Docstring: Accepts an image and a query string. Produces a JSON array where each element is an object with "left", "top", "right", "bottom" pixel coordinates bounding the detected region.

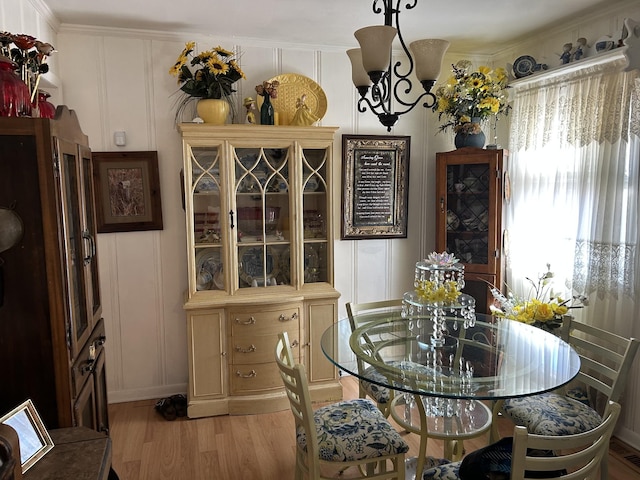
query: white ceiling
[{"left": 44, "top": 0, "right": 618, "bottom": 54}]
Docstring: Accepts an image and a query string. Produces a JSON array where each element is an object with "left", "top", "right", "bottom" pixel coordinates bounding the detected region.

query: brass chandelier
[{"left": 347, "top": 0, "right": 450, "bottom": 131}]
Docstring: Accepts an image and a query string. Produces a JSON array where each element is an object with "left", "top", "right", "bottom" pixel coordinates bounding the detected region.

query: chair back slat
[
  {"left": 275, "top": 332, "right": 319, "bottom": 468},
  {"left": 510, "top": 402, "right": 621, "bottom": 480},
  {"left": 565, "top": 317, "right": 640, "bottom": 404}
]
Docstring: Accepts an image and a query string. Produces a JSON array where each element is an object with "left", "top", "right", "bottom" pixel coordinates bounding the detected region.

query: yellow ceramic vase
[{"left": 196, "top": 98, "right": 230, "bottom": 124}]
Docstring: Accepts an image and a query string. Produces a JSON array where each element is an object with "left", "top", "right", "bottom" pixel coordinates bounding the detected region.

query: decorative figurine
[
  {"left": 243, "top": 97, "right": 257, "bottom": 124},
  {"left": 290, "top": 94, "right": 319, "bottom": 126},
  {"left": 572, "top": 38, "right": 587, "bottom": 61},
  {"left": 560, "top": 43, "right": 572, "bottom": 64}
]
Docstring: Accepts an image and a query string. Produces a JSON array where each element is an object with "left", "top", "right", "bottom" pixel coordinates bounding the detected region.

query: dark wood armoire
[{"left": 0, "top": 106, "right": 109, "bottom": 434}]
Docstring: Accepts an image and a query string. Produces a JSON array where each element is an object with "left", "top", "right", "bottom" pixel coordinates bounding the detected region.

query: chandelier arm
[
  {"left": 357, "top": 95, "right": 391, "bottom": 116},
  {"left": 387, "top": 91, "right": 437, "bottom": 117},
  {"left": 392, "top": 3, "right": 416, "bottom": 80}
]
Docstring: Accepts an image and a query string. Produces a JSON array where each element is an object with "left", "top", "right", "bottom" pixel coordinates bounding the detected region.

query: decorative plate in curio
[
  {"left": 513, "top": 55, "right": 536, "bottom": 78},
  {"left": 239, "top": 247, "right": 278, "bottom": 285}
]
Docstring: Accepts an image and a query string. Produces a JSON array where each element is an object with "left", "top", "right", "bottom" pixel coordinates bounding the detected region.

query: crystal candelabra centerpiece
[{"left": 401, "top": 252, "right": 476, "bottom": 347}]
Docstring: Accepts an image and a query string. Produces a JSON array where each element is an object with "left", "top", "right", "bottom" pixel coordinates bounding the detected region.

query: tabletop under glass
[{"left": 321, "top": 313, "right": 580, "bottom": 400}]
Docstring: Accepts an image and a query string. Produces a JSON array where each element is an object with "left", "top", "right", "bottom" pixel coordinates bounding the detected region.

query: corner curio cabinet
[
  {"left": 435, "top": 147, "right": 508, "bottom": 313},
  {"left": 178, "top": 124, "right": 342, "bottom": 417}
]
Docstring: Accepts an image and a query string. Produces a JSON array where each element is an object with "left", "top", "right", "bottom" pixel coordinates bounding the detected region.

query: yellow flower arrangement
[
  {"left": 416, "top": 280, "right": 461, "bottom": 304},
  {"left": 169, "top": 42, "right": 245, "bottom": 120},
  {"left": 433, "top": 60, "right": 510, "bottom": 133},
  {"left": 490, "top": 264, "right": 587, "bottom": 332}
]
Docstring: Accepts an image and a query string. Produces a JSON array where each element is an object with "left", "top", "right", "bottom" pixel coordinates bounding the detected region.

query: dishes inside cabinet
[
  {"left": 303, "top": 210, "right": 325, "bottom": 238},
  {"left": 239, "top": 247, "right": 279, "bottom": 286},
  {"left": 196, "top": 249, "right": 224, "bottom": 291},
  {"left": 446, "top": 210, "right": 460, "bottom": 230},
  {"left": 304, "top": 175, "right": 320, "bottom": 192},
  {"left": 279, "top": 246, "right": 291, "bottom": 285},
  {"left": 304, "top": 245, "right": 320, "bottom": 283}
]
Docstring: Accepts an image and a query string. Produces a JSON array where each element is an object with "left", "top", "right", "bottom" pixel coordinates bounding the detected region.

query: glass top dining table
[{"left": 321, "top": 313, "right": 581, "bottom": 401}]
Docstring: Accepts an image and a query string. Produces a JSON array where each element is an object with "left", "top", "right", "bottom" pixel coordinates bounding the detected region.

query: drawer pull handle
[
  {"left": 291, "top": 339, "right": 299, "bottom": 348},
  {"left": 236, "top": 369, "right": 257, "bottom": 378},
  {"left": 279, "top": 312, "right": 298, "bottom": 322},
  {"left": 235, "top": 317, "right": 256, "bottom": 325},
  {"left": 235, "top": 344, "right": 256, "bottom": 353}
]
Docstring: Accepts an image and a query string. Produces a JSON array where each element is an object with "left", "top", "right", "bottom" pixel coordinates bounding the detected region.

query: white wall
[{"left": 5, "top": 0, "right": 640, "bottom": 450}]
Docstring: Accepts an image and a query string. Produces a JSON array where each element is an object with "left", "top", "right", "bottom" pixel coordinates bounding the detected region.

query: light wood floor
[{"left": 108, "top": 376, "right": 639, "bottom": 479}]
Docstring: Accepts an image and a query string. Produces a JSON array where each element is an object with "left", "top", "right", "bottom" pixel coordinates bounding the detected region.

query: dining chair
[
  {"left": 275, "top": 331, "right": 409, "bottom": 480},
  {"left": 491, "top": 316, "right": 639, "bottom": 479},
  {"left": 421, "top": 400, "right": 620, "bottom": 480},
  {"left": 346, "top": 299, "right": 404, "bottom": 417}
]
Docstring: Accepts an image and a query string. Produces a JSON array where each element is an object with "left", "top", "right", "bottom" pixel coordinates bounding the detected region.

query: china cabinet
[
  {"left": 178, "top": 124, "right": 342, "bottom": 417},
  {"left": 0, "top": 106, "right": 109, "bottom": 434},
  {"left": 435, "top": 147, "right": 508, "bottom": 313}
]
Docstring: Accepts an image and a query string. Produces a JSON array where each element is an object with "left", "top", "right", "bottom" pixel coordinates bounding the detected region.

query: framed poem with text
[{"left": 341, "top": 135, "right": 410, "bottom": 239}]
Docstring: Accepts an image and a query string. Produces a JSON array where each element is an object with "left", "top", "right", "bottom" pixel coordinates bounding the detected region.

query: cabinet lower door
[
  {"left": 93, "top": 349, "right": 110, "bottom": 434},
  {"left": 188, "top": 309, "right": 226, "bottom": 399},
  {"left": 74, "top": 376, "right": 97, "bottom": 430},
  {"left": 305, "top": 300, "right": 337, "bottom": 383}
]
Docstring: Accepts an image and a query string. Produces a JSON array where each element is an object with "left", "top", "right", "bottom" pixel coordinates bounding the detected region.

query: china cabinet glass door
[
  {"left": 234, "top": 147, "right": 290, "bottom": 288},
  {"left": 59, "top": 141, "right": 90, "bottom": 358},
  {"left": 190, "top": 145, "right": 224, "bottom": 291},
  {"left": 302, "top": 147, "right": 328, "bottom": 284},
  {"left": 444, "top": 162, "right": 492, "bottom": 266}
]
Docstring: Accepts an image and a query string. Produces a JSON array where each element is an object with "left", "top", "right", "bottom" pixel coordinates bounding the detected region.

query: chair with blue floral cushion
[
  {"left": 275, "top": 331, "right": 409, "bottom": 480},
  {"left": 422, "top": 401, "right": 620, "bottom": 480},
  {"left": 346, "top": 299, "right": 404, "bottom": 417},
  {"left": 492, "top": 317, "right": 638, "bottom": 480}
]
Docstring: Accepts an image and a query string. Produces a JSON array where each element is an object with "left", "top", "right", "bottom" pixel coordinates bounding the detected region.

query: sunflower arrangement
[
  {"left": 432, "top": 60, "right": 510, "bottom": 133},
  {"left": 490, "top": 264, "right": 587, "bottom": 333},
  {"left": 170, "top": 42, "right": 245, "bottom": 119}
]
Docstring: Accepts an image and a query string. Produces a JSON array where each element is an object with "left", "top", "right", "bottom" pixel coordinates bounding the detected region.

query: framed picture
[
  {"left": 0, "top": 399, "right": 54, "bottom": 473},
  {"left": 341, "top": 135, "right": 410, "bottom": 239},
  {"left": 93, "top": 151, "right": 164, "bottom": 233}
]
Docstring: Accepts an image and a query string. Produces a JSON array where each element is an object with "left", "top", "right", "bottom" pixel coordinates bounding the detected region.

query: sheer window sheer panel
[{"left": 506, "top": 59, "right": 640, "bottom": 337}]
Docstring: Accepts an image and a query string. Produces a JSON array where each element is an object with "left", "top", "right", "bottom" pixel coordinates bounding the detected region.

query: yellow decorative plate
[{"left": 257, "top": 73, "right": 327, "bottom": 126}]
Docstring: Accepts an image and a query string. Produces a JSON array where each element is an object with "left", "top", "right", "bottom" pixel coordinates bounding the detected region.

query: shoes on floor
[
  {"left": 170, "top": 394, "right": 188, "bottom": 417},
  {"left": 155, "top": 398, "right": 176, "bottom": 421}
]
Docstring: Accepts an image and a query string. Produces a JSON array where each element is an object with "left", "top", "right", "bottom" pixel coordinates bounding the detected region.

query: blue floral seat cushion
[
  {"left": 296, "top": 398, "right": 409, "bottom": 462},
  {"left": 502, "top": 392, "right": 602, "bottom": 435},
  {"left": 422, "top": 458, "right": 461, "bottom": 480},
  {"left": 361, "top": 365, "right": 392, "bottom": 404}
]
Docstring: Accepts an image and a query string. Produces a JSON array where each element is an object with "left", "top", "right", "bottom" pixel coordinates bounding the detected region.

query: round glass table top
[{"left": 321, "top": 313, "right": 580, "bottom": 400}]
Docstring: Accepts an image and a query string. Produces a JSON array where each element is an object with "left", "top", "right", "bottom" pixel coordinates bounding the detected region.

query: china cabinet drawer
[
  {"left": 229, "top": 303, "right": 302, "bottom": 337},
  {"left": 230, "top": 361, "right": 286, "bottom": 394},
  {"left": 231, "top": 330, "right": 299, "bottom": 365}
]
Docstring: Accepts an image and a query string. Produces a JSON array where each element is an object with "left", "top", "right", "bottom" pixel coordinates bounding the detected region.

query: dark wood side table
[{"left": 23, "top": 428, "right": 117, "bottom": 480}]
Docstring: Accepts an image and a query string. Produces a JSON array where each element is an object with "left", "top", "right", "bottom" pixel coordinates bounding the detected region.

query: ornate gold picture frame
[{"left": 341, "top": 135, "right": 410, "bottom": 239}]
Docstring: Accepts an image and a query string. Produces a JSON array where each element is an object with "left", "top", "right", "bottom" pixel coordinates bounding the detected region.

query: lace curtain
[{"left": 505, "top": 59, "right": 640, "bottom": 334}]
